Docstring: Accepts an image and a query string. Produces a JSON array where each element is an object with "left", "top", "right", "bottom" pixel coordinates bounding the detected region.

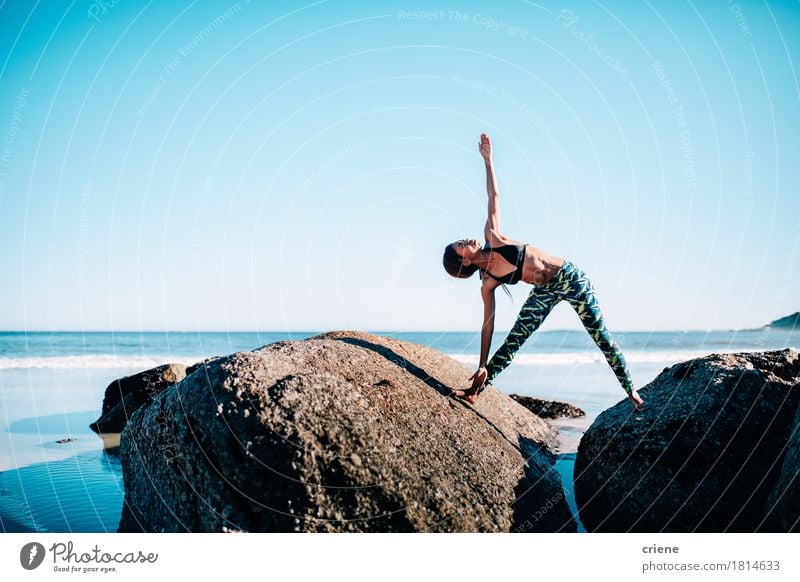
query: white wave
[
  {"left": 0, "top": 355, "right": 203, "bottom": 370},
  {"left": 449, "top": 348, "right": 770, "bottom": 366},
  {"left": 0, "top": 346, "right": 777, "bottom": 370}
]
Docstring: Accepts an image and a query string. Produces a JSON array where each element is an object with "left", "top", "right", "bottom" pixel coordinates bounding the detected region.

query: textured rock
[
  {"left": 575, "top": 349, "right": 800, "bottom": 532},
  {"left": 510, "top": 394, "right": 585, "bottom": 419},
  {"left": 118, "top": 331, "right": 575, "bottom": 533},
  {"left": 765, "top": 402, "right": 800, "bottom": 531},
  {"left": 90, "top": 363, "right": 186, "bottom": 433},
  {"left": 185, "top": 357, "right": 223, "bottom": 377}
]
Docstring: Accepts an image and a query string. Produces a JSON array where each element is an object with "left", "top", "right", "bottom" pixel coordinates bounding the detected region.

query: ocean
[{"left": 1, "top": 328, "right": 798, "bottom": 533}]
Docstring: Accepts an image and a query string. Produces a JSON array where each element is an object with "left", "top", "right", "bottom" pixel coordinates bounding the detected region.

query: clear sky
[{"left": 0, "top": 0, "right": 798, "bottom": 333}]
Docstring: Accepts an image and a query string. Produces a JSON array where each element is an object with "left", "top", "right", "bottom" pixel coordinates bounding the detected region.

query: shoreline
[{"left": 545, "top": 415, "right": 593, "bottom": 455}]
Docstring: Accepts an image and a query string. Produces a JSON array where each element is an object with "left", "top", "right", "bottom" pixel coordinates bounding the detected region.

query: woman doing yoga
[{"left": 443, "top": 133, "right": 646, "bottom": 411}]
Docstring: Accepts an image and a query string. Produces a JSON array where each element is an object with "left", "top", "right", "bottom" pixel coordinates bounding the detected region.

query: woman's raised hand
[{"left": 478, "top": 132, "right": 492, "bottom": 162}]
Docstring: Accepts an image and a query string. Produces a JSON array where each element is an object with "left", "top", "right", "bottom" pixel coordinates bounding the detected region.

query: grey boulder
[
  {"left": 118, "top": 331, "right": 576, "bottom": 532},
  {"left": 575, "top": 349, "right": 800, "bottom": 532}
]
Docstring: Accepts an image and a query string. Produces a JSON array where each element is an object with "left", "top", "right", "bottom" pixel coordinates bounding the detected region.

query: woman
[{"left": 443, "top": 133, "right": 646, "bottom": 411}]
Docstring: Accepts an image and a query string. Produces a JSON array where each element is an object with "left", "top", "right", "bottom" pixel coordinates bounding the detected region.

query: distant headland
[{"left": 763, "top": 312, "right": 800, "bottom": 329}]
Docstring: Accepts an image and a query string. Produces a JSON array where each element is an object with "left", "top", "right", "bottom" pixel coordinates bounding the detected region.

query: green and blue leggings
[{"left": 484, "top": 260, "right": 634, "bottom": 395}]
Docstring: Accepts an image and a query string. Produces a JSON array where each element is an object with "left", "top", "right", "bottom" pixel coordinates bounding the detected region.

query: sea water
[{"left": 1, "top": 329, "right": 797, "bottom": 532}]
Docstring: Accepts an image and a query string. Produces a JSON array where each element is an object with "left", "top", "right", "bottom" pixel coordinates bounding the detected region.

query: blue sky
[{"left": 0, "top": 0, "right": 798, "bottom": 332}]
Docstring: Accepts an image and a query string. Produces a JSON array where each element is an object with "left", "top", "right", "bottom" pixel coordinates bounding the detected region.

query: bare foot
[{"left": 628, "top": 390, "right": 646, "bottom": 411}]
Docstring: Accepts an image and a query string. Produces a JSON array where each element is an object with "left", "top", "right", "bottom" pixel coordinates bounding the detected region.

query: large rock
[
  {"left": 118, "top": 331, "right": 576, "bottom": 532},
  {"left": 575, "top": 349, "right": 800, "bottom": 532},
  {"left": 90, "top": 363, "right": 186, "bottom": 433},
  {"left": 765, "top": 401, "right": 800, "bottom": 531}
]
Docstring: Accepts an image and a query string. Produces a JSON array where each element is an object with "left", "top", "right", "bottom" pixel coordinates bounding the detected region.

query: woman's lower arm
[{"left": 479, "top": 321, "right": 493, "bottom": 367}]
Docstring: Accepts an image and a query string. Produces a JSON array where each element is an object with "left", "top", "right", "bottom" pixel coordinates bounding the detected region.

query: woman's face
[{"left": 453, "top": 239, "right": 482, "bottom": 263}]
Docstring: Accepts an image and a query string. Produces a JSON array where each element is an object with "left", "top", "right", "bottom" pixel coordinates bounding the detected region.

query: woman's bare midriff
[{"left": 521, "top": 245, "right": 564, "bottom": 286}]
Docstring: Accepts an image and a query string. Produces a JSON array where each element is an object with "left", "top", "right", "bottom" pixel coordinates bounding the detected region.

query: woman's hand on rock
[
  {"left": 452, "top": 387, "right": 478, "bottom": 405},
  {"left": 469, "top": 367, "right": 488, "bottom": 393},
  {"left": 449, "top": 367, "right": 487, "bottom": 405}
]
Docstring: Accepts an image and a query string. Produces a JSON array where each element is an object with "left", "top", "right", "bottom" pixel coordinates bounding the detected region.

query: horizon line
[{"left": 0, "top": 327, "right": 771, "bottom": 334}]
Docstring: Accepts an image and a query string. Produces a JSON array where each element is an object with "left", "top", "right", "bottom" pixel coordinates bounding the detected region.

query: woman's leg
[
  {"left": 561, "top": 265, "right": 634, "bottom": 395},
  {"left": 484, "top": 287, "right": 560, "bottom": 383}
]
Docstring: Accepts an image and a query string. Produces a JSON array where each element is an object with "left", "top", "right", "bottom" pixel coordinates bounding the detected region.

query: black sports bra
[{"left": 482, "top": 243, "right": 527, "bottom": 285}]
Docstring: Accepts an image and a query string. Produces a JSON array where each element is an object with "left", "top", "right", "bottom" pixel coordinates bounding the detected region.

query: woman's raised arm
[{"left": 479, "top": 133, "right": 500, "bottom": 238}]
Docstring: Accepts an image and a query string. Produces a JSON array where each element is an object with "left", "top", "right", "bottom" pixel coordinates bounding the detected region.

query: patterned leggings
[{"left": 484, "top": 260, "right": 634, "bottom": 395}]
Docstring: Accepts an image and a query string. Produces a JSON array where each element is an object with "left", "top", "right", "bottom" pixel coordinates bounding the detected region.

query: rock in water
[
  {"left": 575, "top": 349, "right": 800, "bottom": 532},
  {"left": 118, "top": 331, "right": 575, "bottom": 532},
  {"left": 510, "top": 394, "right": 585, "bottom": 419},
  {"left": 90, "top": 363, "right": 187, "bottom": 433}
]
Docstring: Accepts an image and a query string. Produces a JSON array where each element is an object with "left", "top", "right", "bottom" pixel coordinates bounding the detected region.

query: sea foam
[{"left": 0, "top": 348, "right": 771, "bottom": 370}]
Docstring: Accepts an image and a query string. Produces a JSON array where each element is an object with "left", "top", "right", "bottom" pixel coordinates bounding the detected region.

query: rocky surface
[
  {"left": 90, "top": 363, "right": 186, "bottom": 434},
  {"left": 765, "top": 401, "right": 800, "bottom": 531},
  {"left": 185, "top": 357, "right": 222, "bottom": 377},
  {"left": 575, "top": 349, "right": 800, "bottom": 532},
  {"left": 118, "top": 331, "right": 576, "bottom": 533},
  {"left": 510, "top": 394, "right": 585, "bottom": 419}
]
